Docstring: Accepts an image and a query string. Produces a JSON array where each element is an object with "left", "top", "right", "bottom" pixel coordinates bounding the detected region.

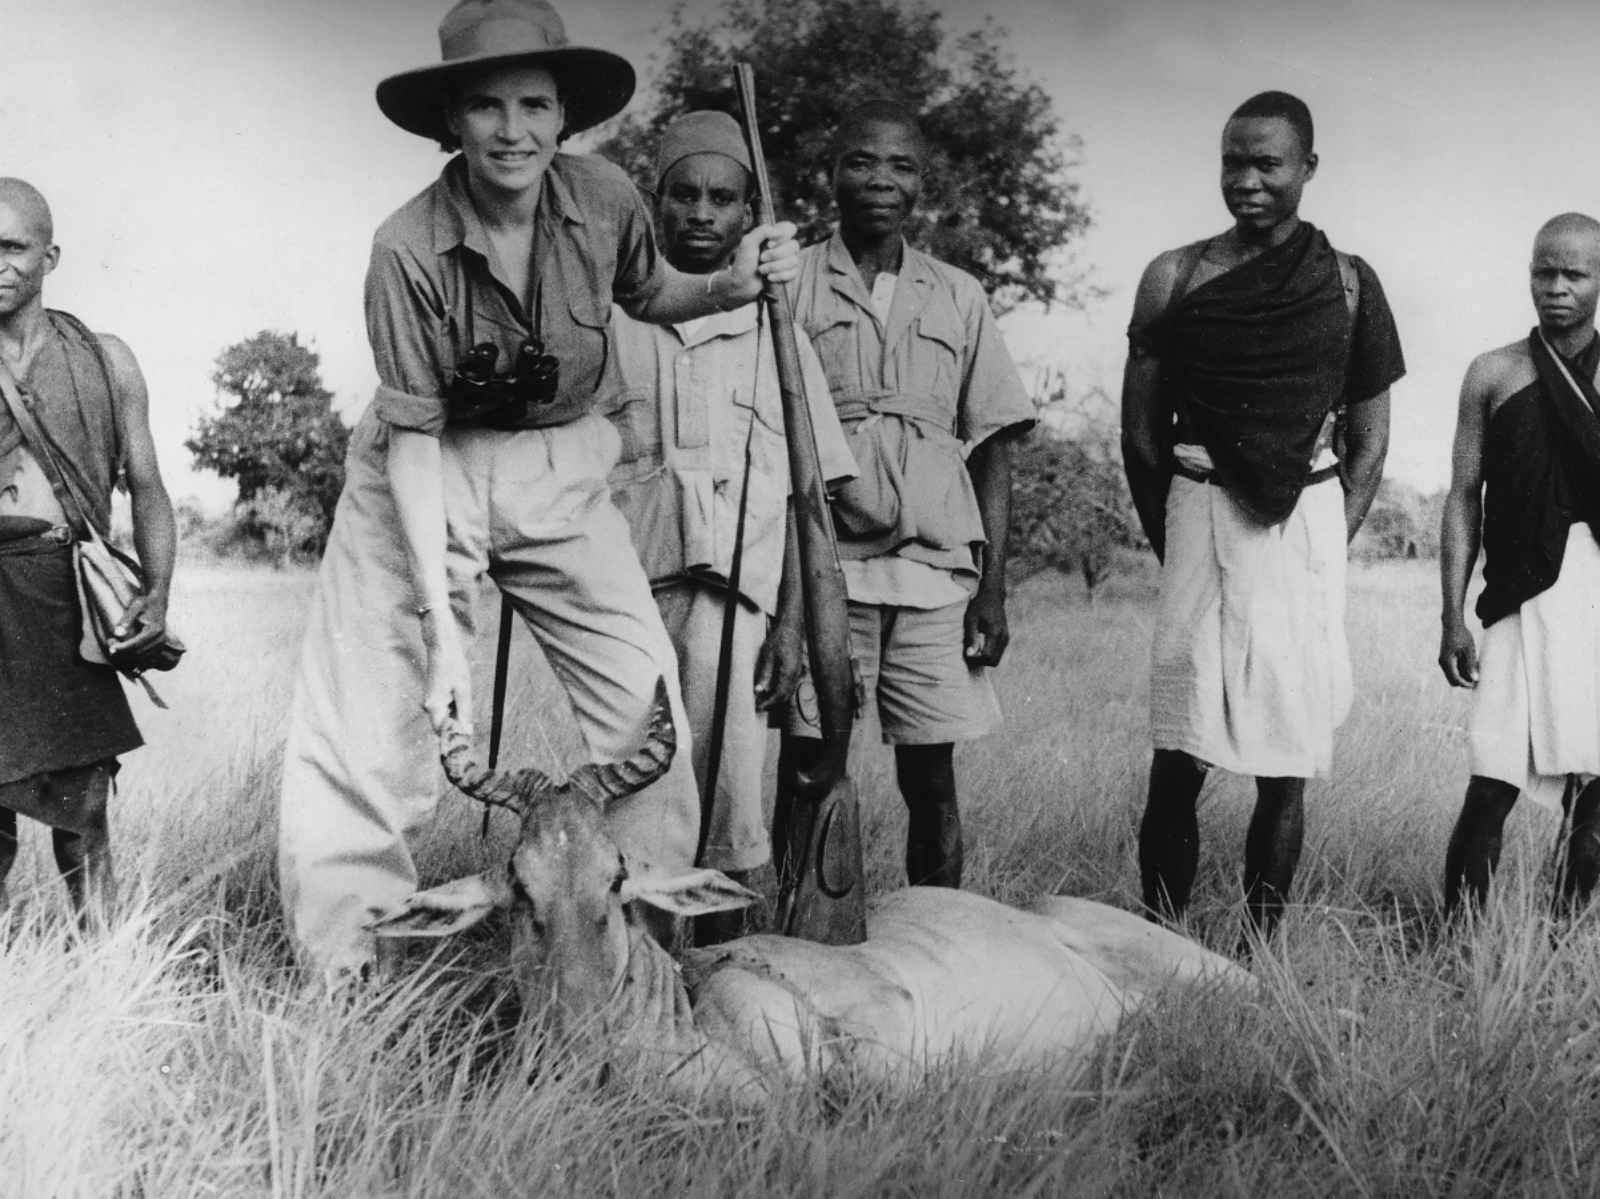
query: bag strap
[
  {"left": 49, "top": 310, "right": 125, "bottom": 480},
  {"left": 696, "top": 313, "right": 764, "bottom": 868},
  {"left": 0, "top": 352, "right": 101, "bottom": 541}
]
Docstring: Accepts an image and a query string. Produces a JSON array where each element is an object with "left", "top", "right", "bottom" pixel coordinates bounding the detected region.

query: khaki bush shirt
[{"left": 605, "top": 304, "right": 856, "bottom": 617}]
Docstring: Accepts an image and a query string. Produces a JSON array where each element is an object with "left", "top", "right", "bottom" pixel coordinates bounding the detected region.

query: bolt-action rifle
[{"left": 733, "top": 64, "right": 866, "bottom": 945}]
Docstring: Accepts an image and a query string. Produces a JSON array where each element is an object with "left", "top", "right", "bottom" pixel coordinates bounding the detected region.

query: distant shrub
[
  {"left": 1008, "top": 379, "right": 1144, "bottom": 600},
  {"left": 238, "top": 486, "right": 325, "bottom": 570},
  {"left": 1351, "top": 478, "right": 1445, "bottom": 562}
]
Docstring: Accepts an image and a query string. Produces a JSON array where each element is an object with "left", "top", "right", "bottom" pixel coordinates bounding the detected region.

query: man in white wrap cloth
[
  {"left": 1122, "top": 92, "right": 1405, "bottom": 940},
  {"left": 1440, "top": 213, "right": 1600, "bottom": 918}
]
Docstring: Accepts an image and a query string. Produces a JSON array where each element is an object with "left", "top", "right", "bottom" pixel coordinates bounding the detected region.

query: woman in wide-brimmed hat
[{"left": 277, "top": 0, "right": 800, "bottom": 988}]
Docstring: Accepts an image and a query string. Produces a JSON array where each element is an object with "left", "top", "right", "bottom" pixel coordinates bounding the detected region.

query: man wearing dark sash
[
  {"left": 1441, "top": 214, "right": 1600, "bottom": 918},
  {"left": 1122, "top": 92, "right": 1405, "bottom": 939}
]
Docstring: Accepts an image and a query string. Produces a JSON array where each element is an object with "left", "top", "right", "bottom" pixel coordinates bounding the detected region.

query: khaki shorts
[{"left": 788, "top": 600, "right": 1001, "bottom": 746}]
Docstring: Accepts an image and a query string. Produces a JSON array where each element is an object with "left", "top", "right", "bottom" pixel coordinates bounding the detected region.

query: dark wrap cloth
[
  {"left": 1477, "top": 330, "right": 1600, "bottom": 627},
  {"left": 0, "top": 528, "right": 142, "bottom": 786},
  {"left": 0, "top": 311, "right": 142, "bottom": 785},
  {"left": 1138, "top": 222, "right": 1404, "bottom": 525}
]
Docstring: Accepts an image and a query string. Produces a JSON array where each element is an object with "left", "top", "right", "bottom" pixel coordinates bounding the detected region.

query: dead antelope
[{"left": 374, "top": 680, "right": 1249, "bottom": 1096}]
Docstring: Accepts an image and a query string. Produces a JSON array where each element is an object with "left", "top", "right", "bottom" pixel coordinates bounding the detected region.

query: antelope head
[{"left": 372, "top": 679, "right": 755, "bottom": 1033}]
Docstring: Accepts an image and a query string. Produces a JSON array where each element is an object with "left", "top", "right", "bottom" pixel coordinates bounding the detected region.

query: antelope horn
[
  {"left": 437, "top": 716, "right": 552, "bottom": 813},
  {"left": 571, "top": 677, "right": 677, "bottom": 804}
]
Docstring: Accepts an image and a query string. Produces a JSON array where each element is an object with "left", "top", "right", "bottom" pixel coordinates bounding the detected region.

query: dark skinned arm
[
  {"left": 964, "top": 429, "right": 1024, "bottom": 668},
  {"left": 754, "top": 501, "right": 805, "bottom": 711},
  {"left": 1339, "top": 390, "right": 1391, "bottom": 542},
  {"left": 1121, "top": 254, "right": 1179, "bottom": 562},
  {"left": 103, "top": 335, "right": 177, "bottom": 654},
  {"left": 1438, "top": 356, "right": 1496, "bottom": 688}
]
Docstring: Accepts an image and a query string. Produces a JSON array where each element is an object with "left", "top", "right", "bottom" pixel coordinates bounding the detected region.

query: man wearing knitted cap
[
  {"left": 1122, "top": 91, "right": 1405, "bottom": 941},
  {"left": 605, "top": 112, "right": 855, "bottom": 943},
  {"left": 277, "top": 0, "right": 801, "bottom": 988}
]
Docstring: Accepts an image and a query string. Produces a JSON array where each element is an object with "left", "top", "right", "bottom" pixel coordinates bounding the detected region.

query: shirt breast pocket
[
  {"left": 565, "top": 298, "right": 613, "bottom": 400},
  {"left": 730, "top": 384, "right": 788, "bottom": 494},
  {"left": 910, "top": 310, "right": 963, "bottom": 399},
  {"left": 805, "top": 313, "right": 860, "bottom": 393}
]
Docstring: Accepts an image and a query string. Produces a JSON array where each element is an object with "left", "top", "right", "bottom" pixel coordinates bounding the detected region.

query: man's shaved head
[
  {"left": 1530, "top": 212, "right": 1600, "bottom": 339},
  {"left": 0, "top": 179, "right": 53, "bottom": 244},
  {"left": 1535, "top": 212, "right": 1600, "bottom": 255},
  {"left": 832, "top": 100, "right": 928, "bottom": 166}
]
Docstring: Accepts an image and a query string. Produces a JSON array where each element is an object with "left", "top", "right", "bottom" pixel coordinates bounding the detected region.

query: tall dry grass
[{"left": 2, "top": 561, "right": 1595, "bottom": 1197}]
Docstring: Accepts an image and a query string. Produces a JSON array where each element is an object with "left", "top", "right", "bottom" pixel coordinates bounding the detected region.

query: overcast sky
[{"left": 5, "top": 0, "right": 1597, "bottom": 505}]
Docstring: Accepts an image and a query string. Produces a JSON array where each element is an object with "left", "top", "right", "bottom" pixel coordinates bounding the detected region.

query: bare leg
[
  {"left": 1556, "top": 778, "right": 1600, "bottom": 918},
  {"left": 1243, "top": 776, "right": 1305, "bottom": 939},
  {"left": 1139, "top": 749, "right": 1206, "bottom": 922},
  {"left": 0, "top": 805, "right": 18, "bottom": 909},
  {"left": 771, "top": 733, "right": 805, "bottom": 886},
  {"left": 1443, "top": 775, "right": 1521, "bottom": 919},
  {"left": 895, "top": 743, "right": 961, "bottom": 888},
  {"left": 50, "top": 763, "right": 117, "bottom": 922}
]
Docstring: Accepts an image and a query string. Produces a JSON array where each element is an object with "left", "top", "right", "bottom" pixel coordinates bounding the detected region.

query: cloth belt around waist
[
  {"left": 833, "top": 390, "right": 957, "bottom": 439},
  {"left": 1172, "top": 459, "right": 1341, "bottom": 489},
  {"left": 0, "top": 520, "right": 72, "bottom": 557}
]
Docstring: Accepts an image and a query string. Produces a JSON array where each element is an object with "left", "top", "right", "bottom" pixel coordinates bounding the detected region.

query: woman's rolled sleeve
[
  {"left": 365, "top": 239, "right": 451, "bottom": 436},
  {"left": 611, "top": 184, "right": 666, "bottom": 316}
]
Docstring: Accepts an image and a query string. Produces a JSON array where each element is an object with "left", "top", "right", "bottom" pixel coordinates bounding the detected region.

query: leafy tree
[
  {"left": 597, "top": 0, "right": 1091, "bottom": 312},
  {"left": 186, "top": 331, "right": 349, "bottom": 555},
  {"left": 1008, "top": 379, "right": 1144, "bottom": 600}
]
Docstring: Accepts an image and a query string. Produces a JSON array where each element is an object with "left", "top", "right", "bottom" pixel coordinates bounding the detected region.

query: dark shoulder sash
[{"left": 1530, "top": 330, "right": 1600, "bottom": 473}]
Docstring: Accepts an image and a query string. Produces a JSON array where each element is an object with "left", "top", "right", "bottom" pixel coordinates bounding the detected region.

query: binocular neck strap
[{"left": 456, "top": 248, "right": 546, "bottom": 350}]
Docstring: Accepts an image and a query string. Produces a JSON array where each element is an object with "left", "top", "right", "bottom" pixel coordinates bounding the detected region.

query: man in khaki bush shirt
[{"left": 784, "top": 101, "right": 1035, "bottom": 890}]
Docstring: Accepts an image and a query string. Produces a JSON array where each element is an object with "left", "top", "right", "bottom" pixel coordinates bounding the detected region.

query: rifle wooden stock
[{"left": 734, "top": 64, "right": 865, "bottom": 945}]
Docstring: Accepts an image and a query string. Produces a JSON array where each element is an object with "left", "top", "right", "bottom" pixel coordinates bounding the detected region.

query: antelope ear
[
  {"left": 370, "top": 872, "right": 512, "bottom": 938},
  {"left": 620, "top": 867, "right": 759, "bottom": 917}
]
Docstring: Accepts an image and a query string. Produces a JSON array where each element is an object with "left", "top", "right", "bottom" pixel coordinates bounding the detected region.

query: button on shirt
[
  {"left": 605, "top": 303, "right": 857, "bottom": 617},
  {"left": 792, "top": 232, "right": 1036, "bottom": 607},
  {"left": 365, "top": 153, "right": 665, "bottom": 437}
]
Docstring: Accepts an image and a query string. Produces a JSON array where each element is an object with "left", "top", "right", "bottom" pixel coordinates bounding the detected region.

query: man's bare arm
[
  {"left": 1438, "top": 355, "right": 1497, "bottom": 688},
  {"left": 755, "top": 502, "right": 806, "bottom": 712},
  {"left": 1120, "top": 254, "right": 1178, "bottom": 561},
  {"left": 103, "top": 336, "right": 176, "bottom": 653},
  {"left": 965, "top": 429, "right": 1023, "bottom": 667},
  {"left": 1340, "top": 390, "right": 1390, "bottom": 542}
]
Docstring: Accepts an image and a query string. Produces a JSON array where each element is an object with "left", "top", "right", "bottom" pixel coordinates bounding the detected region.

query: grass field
[{"left": 5, "top": 559, "right": 1599, "bottom": 1198}]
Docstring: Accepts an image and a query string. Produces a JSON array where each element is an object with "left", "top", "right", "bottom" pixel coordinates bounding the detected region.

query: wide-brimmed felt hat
[{"left": 376, "top": 0, "right": 636, "bottom": 143}]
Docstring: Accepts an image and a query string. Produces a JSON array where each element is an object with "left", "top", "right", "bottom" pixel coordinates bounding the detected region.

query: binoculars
[{"left": 445, "top": 338, "right": 561, "bottom": 428}]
